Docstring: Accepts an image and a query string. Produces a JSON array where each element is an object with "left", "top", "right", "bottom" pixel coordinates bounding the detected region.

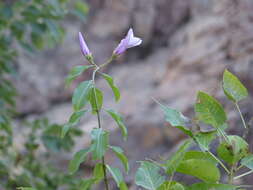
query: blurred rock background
[{"left": 14, "top": 0, "right": 253, "bottom": 188}]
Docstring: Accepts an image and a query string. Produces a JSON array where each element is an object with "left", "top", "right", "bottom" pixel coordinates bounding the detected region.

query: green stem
[
  {"left": 228, "top": 164, "right": 236, "bottom": 184},
  {"left": 235, "top": 103, "right": 247, "bottom": 129},
  {"left": 234, "top": 170, "right": 253, "bottom": 180},
  {"left": 207, "top": 150, "right": 230, "bottom": 174},
  {"left": 92, "top": 68, "right": 109, "bottom": 190}
]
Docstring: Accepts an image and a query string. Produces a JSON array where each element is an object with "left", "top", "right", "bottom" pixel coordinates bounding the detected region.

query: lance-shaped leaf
[
  {"left": 109, "top": 145, "right": 129, "bottom": 172},
  {"left": 61, "top": 110, "right": 87, "bottom": 138},
  {"left": 166, "top": 139, "right": 192, "bottom": 174},
  {"left": 158, "top": 181, "right": 185, "bottom": 190},
  {"left": 93, "top": 163, "right": 104, "bottom": 183},
  {"left": 90, "top": 128, "right": 109, "bottom": 160},
  {"left": 69, "top": 148, "right": 91, "bottom": 174},
  {"left": 195, "top": 91, "right": 227, "bottom": 128},
  {"left": 106, "top": 165, "right": 124, "bottom": 187},
  {"left": 223, "top": 69, "right": 248, "bottom": 102},
  {"left": 102, "top": 73, "right": 120, "bottom": 102},
  {"left": 241, "top": 154, "right": 253, "bottom": 170},
  {"left": 187, "top": 183, "right": 237, "bottom": 190},
  {"left": 88, "top": 87, "right": 103, "bottom": 114},
  {"left": 159, "top": 103, "right": 193, "bottom": 137},
  {"left": 106, "top": 109, "right": 127, "bottom": 140},
  {"left": 72, "top": 80, "right": 93, "bottom": 111},
  {"left": 135, "top": 161, "right": 166, "bottom": 190},
  {"left": 177, "top": 159, "right": 220, "bottom": 182},
  {"left": 65, "top": 65, "right": 93, "bottom": 86}
]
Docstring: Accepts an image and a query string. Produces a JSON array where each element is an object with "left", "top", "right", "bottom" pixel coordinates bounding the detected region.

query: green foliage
[
  {"left": 106, "top": 109, "right": 128, "bottom": 140},
  {"left": 195, "top": 91, "right": 227, "bottom": 129},
  {"left": 72, "top": 80, "right": 93, "bottom": 111},
  {"left": 109, "top": 145, "right": 129, "bottom": 173},
  {"left": 217, "top": 135, "right": 249, "bottom": 165},
  {"left": 102, "top": 73, "right": 121, "bottom": 102},
  {"left": 136, "top": 69, "right": 252, "bottom": 189},
  {"left": 223, "top": 69, "right": 248, "bottom": 102},
  {"left": 135, "top": 161, "right": 166, "bottom": 190},
  {"left": 90, "top": 128, "right": 109, "bottom": 160},
  {"left": 89, "top": 87, "right": 104, "bottom": 114},
  {"left": 69, "top": 148, "right": 91, "bottom": 174}
]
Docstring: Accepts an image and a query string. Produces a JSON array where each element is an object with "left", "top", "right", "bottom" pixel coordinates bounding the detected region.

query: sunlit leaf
[{"left": 223, "top": 69, "right": 248, "bottom": 102}]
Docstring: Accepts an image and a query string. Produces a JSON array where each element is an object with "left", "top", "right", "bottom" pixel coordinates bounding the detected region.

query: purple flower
[
  {"left": 114, "top": 28, "right": 142, "bottom": 55},
  {"left": 79, "top": 32, "right": 91, "bottom": 56}
]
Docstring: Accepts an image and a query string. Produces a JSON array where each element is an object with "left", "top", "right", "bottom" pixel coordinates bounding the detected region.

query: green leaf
[
  {"left": 183, "top": 151, "right": 217, "bottom": 165},
  {"left": 80, "top": 178, "right": 97, "bottom": 190},
  {"left": 69, "top": 148, "right": 91, "bottom": 174},
  {"left": 241, "top": 154, "right": 253, "bottom": 170},
  {"left": 109, "top": 145, "right": 129, "bottom": 173},
  {"left": 158, "top": 181, "right": 185, "bottom": 190},
  {"left": 65, "top": 65, "right": 93, "bottom": 86},
  {"left": 106, "top": 109, "right": 127, "bottom": 140},
  {"left": 72, "top": 80, "right": 93, "bottom": 111},
  {"left": 186, "top": 183, "right": 237, "bottom": 190},
  {"left": 61, "top": 110, "right": 87, "bottom": 138},
  {"left": 93, "top": 163, "right": 104, "bottom": 183},
  {"left": 119, "top": 182, "right": 129, "bottom": 190},
  {"left": 177, "top": 159, "right": 220, "bottom": 182},
  {"left": 17, "top": 188, "right": 36, "bottom": 190},
  {"left": 106, "top": 165, "right": 123, "bottom": 187},
  {"left": 135, "top": 161, "right": 166, "bottom": 190},
  {"left": 102, "top": 73, "right": 120, "bottom": 102},
  {"left": 90, "top": 128, "right": 109, "bottom": 160},
  {"left": 217, "top": 135, "right": 248, "bottom": 164},
  {"left": 166, "top": 140, "right": 192, "bottom": 174},
  {"left": 159, "top": 104, "right": 193, "bottom": 137},
  {"left": 194, "top": 131, "right": 216, "bottom": 151},
  {"left": 72, "top": 1, "right": 89, "bottom": 21},
  {"left": 223, "top": 69, "right": 248, "bottom": 102},
  {"left": 89, "top": 87, "right": 103, "bottom": 114},
  {"left": 195, "top": 91, "right": 227, "bottom": 128}
]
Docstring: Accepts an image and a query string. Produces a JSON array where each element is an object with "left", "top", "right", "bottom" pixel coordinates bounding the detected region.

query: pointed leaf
[
  {"left": 88, "top": 87, "right": 103, "bottom": 114},
  {"left": 166, "top": 140, "right": 192, "bottom": 174},
  {"left": 223, "top": 69, "right": 248, "bottom": 102},
  {"left": 183, "top": 151, "right": 218, "bottom": 165},
  {"left": 159, "top": 104, "right": 193, "bottom": 137},
  {"left": 177, "top": 159, "right": 220, "bottom": 182},
  {"left": 69, "top": 148, "right": 91, "bottom": 174},
  {"left": 106, "top": 109, "right": 127, "bottom": 140},
  {"left": 102, "top": 73, "right": 120, "bottom": 101},
  {"left": 65, "top": 65, "right": 93, "bottom": 86},
  {"left": 195, "top": 91, "right": 227, "bottom": 128},
  {"left": 135, "top": 161, "right": 166, "bottom": 190},
  {"left": 72, "top": 80, "right": 93, "bottom": 111},
  {"left": 80, "top": 178, "right": 97, "bottom": 190},
  {"left": 109, "top": 145, "right": 129, "bottom": 172},
  {"left": 90, "top": 128, "right": 109, "bottom": 160},
  {"left": 106, "top": 165, "right": 123, "bottom": 187}
]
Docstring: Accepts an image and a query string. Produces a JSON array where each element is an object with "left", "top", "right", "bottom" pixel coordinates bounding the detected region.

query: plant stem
[
  {"left": 235, "top": 103, "right": 247, "bottom": 129},
  {"left": 92, "top": 68, "right": 109, "bottom": 190},
  {"left": 207, "top": 150, "right": 230, "bottom": 174},
  {"left": 228, "top": 164, "right": 236, "bottom": 184},
  {"left": 234, "top": 170, "right": 253, "bottom": 180}
]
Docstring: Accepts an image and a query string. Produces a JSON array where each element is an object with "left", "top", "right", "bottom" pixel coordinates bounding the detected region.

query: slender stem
[
  {"left": 235, "top": 103, "right": 247, "bottom": 129},
  {"left": 92, "top": 68, "right": 109, "bottom": 190},
  {"left": 234, "top": 170, "right": 253, "bottom": 180},
  {"left": 207, "top": 150, "right": 230, "bottom": 174}
]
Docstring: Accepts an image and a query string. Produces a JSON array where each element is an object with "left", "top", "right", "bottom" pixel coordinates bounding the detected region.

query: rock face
[{"left": 16, "top": 0, "right": 253, "bottom": 188}]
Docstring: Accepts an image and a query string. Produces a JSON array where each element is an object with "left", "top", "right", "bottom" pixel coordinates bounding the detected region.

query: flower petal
[{"left": 79, "top": 32, "right": 91, "bottom": 56}]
